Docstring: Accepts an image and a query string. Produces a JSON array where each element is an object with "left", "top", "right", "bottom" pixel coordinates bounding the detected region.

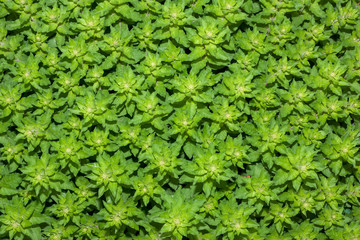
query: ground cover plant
[{"left": 0, "top": 0, "right": 360, "bottom": 239}]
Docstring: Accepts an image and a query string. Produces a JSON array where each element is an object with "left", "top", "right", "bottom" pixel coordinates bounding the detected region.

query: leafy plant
[{"left": 0, "top": 0, "right": 360, "bottom": 239}]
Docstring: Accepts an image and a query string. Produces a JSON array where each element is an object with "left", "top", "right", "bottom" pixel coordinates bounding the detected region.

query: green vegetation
[{"left": 0, "top": 0, "right": 360, "bottom": 239}]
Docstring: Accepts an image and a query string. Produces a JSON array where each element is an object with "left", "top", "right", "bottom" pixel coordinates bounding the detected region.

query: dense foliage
[{"left": 1, "top": 0, "right": 360, "bottom": 239}]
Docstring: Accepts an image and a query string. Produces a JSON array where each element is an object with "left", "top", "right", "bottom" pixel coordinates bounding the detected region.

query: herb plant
[{"left": 0, "top": 0, "right": 360, "bottom": 239}]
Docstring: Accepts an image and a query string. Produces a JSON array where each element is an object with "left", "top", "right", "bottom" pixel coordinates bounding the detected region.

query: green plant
[{"left": 1, "top": 0, "right": 360, "bottom": 239}]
